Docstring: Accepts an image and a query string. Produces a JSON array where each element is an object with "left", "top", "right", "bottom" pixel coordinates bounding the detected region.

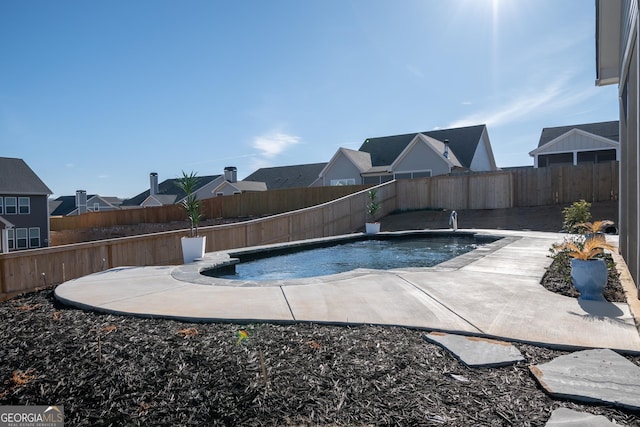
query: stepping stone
[
  {"left": 545, "top": 408, "right": 618, "bottom": 426},
  {"left": 424, "top": 332, "right": 525, "bottom": 368},
  {"left": 530, "top": 348, "right": 640, "bottom": 411}
]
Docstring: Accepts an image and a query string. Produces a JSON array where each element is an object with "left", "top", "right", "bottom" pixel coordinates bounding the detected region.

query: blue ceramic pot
[{"left": 570, "top": 258, "right": 608, "bottom": 301}]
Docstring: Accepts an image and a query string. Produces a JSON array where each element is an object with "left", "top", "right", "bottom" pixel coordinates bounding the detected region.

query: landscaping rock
[
  {"left": 545, "top": 407, "right": 619, "bottom": 426},
  {"left": 424, "top": 332, "right": 525, "bottom": 368},
  {"left": 530, "top": 348, "right": 640, "bottom": 411}
]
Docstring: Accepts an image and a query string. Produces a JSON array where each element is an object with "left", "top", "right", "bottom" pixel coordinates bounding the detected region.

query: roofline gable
[
  {"left": 529, "top": 128, "right": 620, "bottom": 156},
  {"left": 390, "top": 134, "right": 459, "bottom": 171},
  {"left": 318, "top": 148, "right": 372, "bottom": 177}
]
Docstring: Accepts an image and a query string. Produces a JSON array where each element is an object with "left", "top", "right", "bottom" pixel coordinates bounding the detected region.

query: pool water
[{"left": 214, "top": 236, "right": 480, "bottom": 281}]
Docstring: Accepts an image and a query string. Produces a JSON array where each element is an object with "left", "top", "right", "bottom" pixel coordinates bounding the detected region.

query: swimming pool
[{"left": 205, "top": 233, "right": 491, "bottom": 281}]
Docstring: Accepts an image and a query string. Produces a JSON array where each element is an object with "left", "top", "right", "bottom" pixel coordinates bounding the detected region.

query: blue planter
[{"left": 570, "top": 258, "right": 608, "bottom": 301}]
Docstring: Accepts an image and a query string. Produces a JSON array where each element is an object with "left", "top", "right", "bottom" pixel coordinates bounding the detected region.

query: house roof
[
  {"left": 214, "top": 180, "right": 268, "bottom": 194},
  {"left": 0, "top": 157, "right": 53, "bottom": 195},
  {"left": 537, "top": 121, "right": 619, "bottom": 148},
  {"left": 122, "top": 175, "right": 221, "bottom": 206},
  {"left": 50, "top": 195, "right": 93, "bottom": 216},
  {"left": 358, "top": 124, "right": 486, "bottom": 169},
  {"left": 244, "top": 163, "right": 327, "bottom": 189},
  {"left": 49, "top": 194, "right": 124, "bottom": 216}
]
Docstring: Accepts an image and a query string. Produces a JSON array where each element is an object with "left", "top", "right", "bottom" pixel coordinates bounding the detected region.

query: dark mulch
[{"left": 1, "top": 282, "right": 639, "bottom": 425}]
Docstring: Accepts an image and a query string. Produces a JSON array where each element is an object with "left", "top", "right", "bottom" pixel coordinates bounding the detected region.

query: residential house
[
  {"left": 50, "top": 191, "right": 123, "bottom": 216},
  {"left": 244, "top": 163, "right": 327, "bottom": 189},
  {"left": 122, "top": 172, "right": 224, "bottom": 208},
  {"left": 313, "top": 124, "right": 498, "bottom": 186},
  {"left": 122, "top": 168, "right": 267, "bottom": 207},
  {"left": 596, "top": 0, "right": 639, "bottom": 295},
  {"left": 0, "top": 157, "right": 53, "bottom": 252},
  {"left": 529, "top": 121, "right": 620, "bottom": 168}
]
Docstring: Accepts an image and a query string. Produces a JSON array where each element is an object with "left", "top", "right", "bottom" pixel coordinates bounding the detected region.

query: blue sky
[{"left": 1, "top": 0, "right": 619, "bottom": 198}]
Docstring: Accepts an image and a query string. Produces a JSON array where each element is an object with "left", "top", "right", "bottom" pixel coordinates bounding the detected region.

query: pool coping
[{"left": 170, "top": 230, "right": 515, "bottom": 287}]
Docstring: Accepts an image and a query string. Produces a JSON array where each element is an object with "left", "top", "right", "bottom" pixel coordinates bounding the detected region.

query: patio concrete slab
[
  {"left": 400, "top": 269, "right": 640, "bottom": 351},
  {"left": 530, "top": 348, "right": 640, "bottom": 411},
  {"left": 545, "top": 408, "right": 618, "bottom": 426},
  {"left": 282, "top": 272, "right": 481, "bottom": 332},
  {"left": 424, "top": 332, "right": 524, "bottom": 367}
]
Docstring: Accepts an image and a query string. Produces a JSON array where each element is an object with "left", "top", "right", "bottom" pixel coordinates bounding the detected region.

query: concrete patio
[{"left": 54, "top": 230, "right": 640, "bottom": 353}]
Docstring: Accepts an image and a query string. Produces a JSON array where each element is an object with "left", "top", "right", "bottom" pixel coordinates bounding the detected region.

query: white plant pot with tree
[
  {"left": 365, "top": 188, "right": 381, "bottom": 234},
  {"left": 178, "top": 171, "right": 206, "bottom": 263}
]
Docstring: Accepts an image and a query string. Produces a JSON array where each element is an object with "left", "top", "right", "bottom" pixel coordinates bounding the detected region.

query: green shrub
[{"left": 562, "top": 199, "right": 591, "bottom": 233}]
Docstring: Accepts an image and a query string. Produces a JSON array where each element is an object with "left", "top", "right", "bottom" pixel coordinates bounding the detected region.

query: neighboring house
[
  {"left": 122, "top": 168, "right": 267, "bottom": 207},
  {"left": 596, "top": 0, "right": 639, "bottom": 295},
  {"left": 122, "top": 172, "right": 223, "bottom": 208},
  {"left": 0, "top": 157, "right": 53, "bottom": 252},
  {"left": 314, "top": 124, "right": 497, "bottom": 186},
  {"left": 49, "top": 191, "right": 123, "bottom": 216},
  {"left": 529, "top": 121, "right": 620, "bottom": 168},
  {"left": 244, "top": 163, "right": 327, "bottom": 190},
  {"left": 211, "top": 180, "right": 267, "bottom": 196}
]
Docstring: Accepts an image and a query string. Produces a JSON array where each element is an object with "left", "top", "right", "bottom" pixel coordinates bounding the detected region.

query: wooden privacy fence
[
  {"left": 1, "top": 183, "right": 395, "bottom": 299},
  {"left": 1, "top": 162, "right": 618, "bottom": 299},
  {"left": 50, "top": 185, "right": 369, "bottom": 231},
  {"left": 510, "top": 161, "right": 619, "bottom": 207},
  {"left": 396, "top": 162, "right": 618, "bottom": 210}
]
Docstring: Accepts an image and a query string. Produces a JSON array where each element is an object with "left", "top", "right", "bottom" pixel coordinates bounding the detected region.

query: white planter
[
  {"left": 181, "top": 236, "right": 206, "bottom": 264},
  {"left": 365, "top": 222, "right": 381, "bottom": 234}
]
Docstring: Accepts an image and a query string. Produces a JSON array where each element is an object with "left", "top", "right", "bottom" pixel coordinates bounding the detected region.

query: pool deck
[{"left": 54, "top": 229, "right": 640, "bottom": 353}]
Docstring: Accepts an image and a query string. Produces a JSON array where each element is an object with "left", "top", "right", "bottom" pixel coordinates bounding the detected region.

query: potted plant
[
  {"left": 574, "top": 220, "right": 615, "bottom": 238},
  {"left": 365, "top": 188, "right": 381, "bottom": 234},
  {"left": 177, "top": 171, "right": 206, "bottom": 263},
  {"left": 553, "top": 234, "right": 615, "bottom": 301}
]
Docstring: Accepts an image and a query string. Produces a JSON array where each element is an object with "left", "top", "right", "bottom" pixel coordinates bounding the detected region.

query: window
[
  {"left": 0, "top": 197, "right": 3, "bottom": 215},
  {"left": 7, "top": 228, "right": 14, "bottom": 250},
  {"left": 330, "top": 178, "right": 356, "bottom": 186},
  {"left": 29, "top": 228, "right": 40, "bottom": 248},
  {"left": 16, "top": 228, "right": 27, "bottom": 249},
  {"left": 394, "top": 170, "right": 432, "bottom": 180},
  {"left": 18, "top": 197, "right": 30, "bottom": 214},
  {"left": 94, "top": 203, "right": 100, "bottom": 212},
  {"left": 5, "top": 197, "right": 16, "bottom": 214}
]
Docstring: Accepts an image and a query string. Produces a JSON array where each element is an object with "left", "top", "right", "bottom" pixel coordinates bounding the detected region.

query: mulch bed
[
  {"left": 1, "top": 294, "right": 639, "bottom": 425},
  {"left": 0, "top": 242, "right": 638, "bottom": 425}
]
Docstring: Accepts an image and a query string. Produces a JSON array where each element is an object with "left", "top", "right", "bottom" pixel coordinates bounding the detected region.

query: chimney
[
  {"left": 75, "top": 190, "right": 87, "bottom": 214},
  {"left": 150, "top": 172, "right": 159, "bottom": 196},
  {"left": 224, "top": 166, "right": 237, "bottom": 183},
  {"left": 443, "top": 139, "right": 449, "bottom": 159}
]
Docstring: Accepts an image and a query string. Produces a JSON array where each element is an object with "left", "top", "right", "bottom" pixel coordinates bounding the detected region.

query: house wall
[
  {"left": 618, "top": 17, "right": 639, "bottom": 296},
  {"left": 194, "top": 176, "right": 225, "bottom": 200},
  {"left": 394, "top": 141, "right": 450, "bottom": 176},
  {"left": 542, "top": 132, "right": 618, "bottom": 153},
  {"left": 0, "top": 194, "right": 50, "bottom": 249},
  {"left": 322, "top": 153, "right": 363, "bottom": 185},
  {"left": 469, "top": 134, "right": 494, "bottom": 171},
  {"left": 87, "top": 197, "right": 118, "bottom": 212}
]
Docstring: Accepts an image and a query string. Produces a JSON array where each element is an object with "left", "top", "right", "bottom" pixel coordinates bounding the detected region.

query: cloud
[
  {"left": 446, "top": 75, "right": 593, "bottom": 129},
  {"left": 406, "top": 64, "right": 424, "bottom": 78},
  {"left": 252, "top": 132, "right": 301, "bottom": 158}
]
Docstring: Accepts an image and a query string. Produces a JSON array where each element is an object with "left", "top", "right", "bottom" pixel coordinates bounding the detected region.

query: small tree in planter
[
  {"left": 177, "top": 171, "right": 206, "bottom": 263},
  {"left": 552, "top": 234, "right": 616, "bottom": 301},
  {"left": 365, "top": 188, "right": 381, "bottom": 234}
]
